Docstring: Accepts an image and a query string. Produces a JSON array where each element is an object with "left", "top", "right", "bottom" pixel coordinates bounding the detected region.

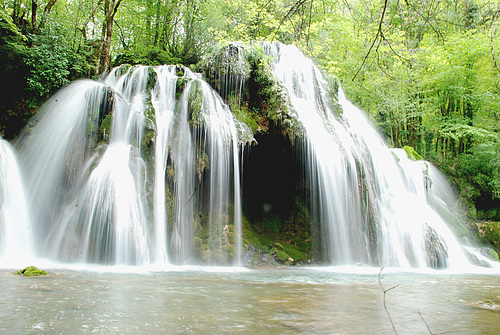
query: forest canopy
[{"left": 0, "top": 0, "right": 499, "bottom": 220}]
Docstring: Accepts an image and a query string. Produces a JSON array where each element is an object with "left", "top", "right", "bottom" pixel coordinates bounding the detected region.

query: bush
[
  {"left": 14, "top": 266, "right": 47, "bottom": 276},
  {"left": 112, "top": 49, "right": 182, "bottom": 67},
  {"left": 437, "top": 141, "right": 500, "bottom": 219}
]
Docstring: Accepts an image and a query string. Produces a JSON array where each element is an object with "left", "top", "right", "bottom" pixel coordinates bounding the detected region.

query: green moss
[
  {"left": 485, "top": 248, "right": 500, "bottom": 262},
  {"left": 15, "top": 266, "right": 47, "bottom": 276},
  {"left": 245, "top": 44, "right": 303, "bottom": 140},
  {"left": 243, "top": 219, "right": 264, "bottom": 249},
  {"left": 176, "top": 76, "right": 187, "bottom": 99},
  {"left": 113, "top": 64, "right": 131, "bottom": 77},
  {"left": 403, "top": 146, "right": 423, "bottom": 161},
  {"left": 198, "top": 42, "right": 304, "bottom": 141},
  {"left": 241, "top": 194, "right": 313, "bottom": 266},
  {"left": 282, "top": 244, "right": 307, "bottom": 262},
  {"left": 144, "top": 105, "right": 156, "bottom": 125},
  {"left": 141, "top": 129, "right": 155, "bottom": 158},
  {"left": 229, "top": 96, "right": 258, "bottom": 134},
  {"left": 475, "top": 221, "right": 500, "bottom": 256},
  {"left": 191, "top": 204, "right": 239, "bottom": 264},
  {"left": 275, "top": 249, "right": 290, "bottom": 262},
  {"left": 200, "top": 42, "right": 251, "bottom": 85},
  {"left": 187, "top": 80, "right": 205, "bottom": 126},
  {"left": 271, "top": 242, "right": 284, "bottom": 250},
  {"left": 99, "top": 114, "right": 113, "bottom": 140}
]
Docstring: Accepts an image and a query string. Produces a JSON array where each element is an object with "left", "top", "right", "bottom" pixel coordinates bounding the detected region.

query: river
[{"left": 1, "top": 266, "right": 499, "bottom": 334}]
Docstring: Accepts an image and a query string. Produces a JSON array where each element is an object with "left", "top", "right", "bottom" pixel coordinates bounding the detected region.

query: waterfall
[
  {"left": 0, "top": 42, "right": 481, "bottom": 270},
  {"left": 0, "top": 138, "right": 33, "bottom": 266},
  {"left": 264, "top": 43, "right": 469, "bottom": 269},
  {"left": 13, "top": 64, "right": 249, "bottom": 266}
]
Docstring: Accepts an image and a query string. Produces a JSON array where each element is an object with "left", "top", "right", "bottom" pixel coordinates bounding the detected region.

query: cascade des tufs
[
  {"left": 0, "top": 42, "right": 487, "bottom": 270},
  {"left": 11, "top": 66, "right": 247, "bottom": 266},
  {"left": 263, "top": 43, "right": 471, "bottom": 269}
]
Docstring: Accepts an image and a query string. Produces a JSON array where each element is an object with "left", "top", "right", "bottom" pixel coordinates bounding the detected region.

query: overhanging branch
[{"left": 352, "top": 0, "right": 388, "bottom": 81}]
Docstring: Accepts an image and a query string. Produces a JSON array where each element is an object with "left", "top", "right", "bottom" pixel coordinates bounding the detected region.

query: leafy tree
[
  {"left": 0, "top": 0, "right": 499, "bottom": 220},
  {"left": 0, "top": 9, "right": 30, "bottom": 138}
]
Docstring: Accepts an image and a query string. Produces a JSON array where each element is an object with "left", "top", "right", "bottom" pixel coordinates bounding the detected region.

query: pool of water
[{"left": 1, "top": 266, "right": 499, "bottom": 334}]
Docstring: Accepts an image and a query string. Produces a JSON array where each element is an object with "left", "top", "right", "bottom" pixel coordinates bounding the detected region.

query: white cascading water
[
  {"left": 12, "top": 64, "right": 247, "bottom": 266},
  {"left": 0, "top": 138, "right": 33, "bottom": 266},
  {"left": 265, "top": 43, "right": 469, "bottom": 269},
  {"left": 0, "top": 42, "right": 481, "bottom": 270}
]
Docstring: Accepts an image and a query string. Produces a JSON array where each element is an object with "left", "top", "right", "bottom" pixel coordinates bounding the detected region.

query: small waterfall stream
[
  {"left": 0, "top": 139, "right": 33, "bottom": 266},
  {"left": 264, "top": 43, "right": 469, "bottom": 269}
]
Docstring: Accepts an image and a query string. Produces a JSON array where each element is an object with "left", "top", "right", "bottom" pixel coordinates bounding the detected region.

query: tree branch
[
  {"left": 271, "top": 0, "right": 309, "bottom": 42},
  {"left": 112, "top": 0, "right": 123, "bottom": 17},
  {"left": 405, "top": 0, "right": 445, "bottom": 43},
  {"left": 306, "top": 0, "right": 314, "bottom": 49},
  {"left": 80, "top": 0, "right": 104, "bottom": 39},
  {"left": 378, "top": 267, "right": 399, "bottom": 335},
  {"left": 36, "top": 0, "right": 58, "bottom": 32},
  {"left": 489, "top": 9, "right": 500, "bottom": 76},
  {"left": 418, "top": 311, "right": 448, "bottom": 335},
  {"left": 380, "top": 30, "right": 412, "bottom": 66},
  {"left": 352, "top": 0, "right": 388, "bottom": 81}
]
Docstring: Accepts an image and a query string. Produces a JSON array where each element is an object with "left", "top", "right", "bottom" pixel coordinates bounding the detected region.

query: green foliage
[
  {"left": 25, "top": 32, "right": 69, "bottom": 105},
  {"left": 229, "top": 96, "right": 259, "bottom": 134},
  {"left": 0, "top": 12, "right": 99, "bottom": 133},
  {"left": 112, "top": 49, "right": 182, "bottom": 67},
  {"left": 242, "top": 194, "right": 312, "bottom": 266},
  {"left": 14, "top": 266, "right": 47, "bottom": 276},
  {"left": 187, "top": 79, "right": 205, "bottom": 126},
  {"left": 403, "top": 146, "right": 423, "bottom": 161},
  {"left": 263, "top": 213, "right": 282, "bottom": 235},
  {"left": 206, "top": 0, "right": 285, "bottom": 42},
  {"left": 25, "top": 23, "right": 97, "bottom": 107},
  {"left": 1, "top": 0, "right": 500, "bottom": 224},
  {"left": 0, "top": 11, "right": 31, "bottom": 138},
  {"left": 443, "top": 142, "right": 500, "bottom": 212},
  {"left": 475, "top": 221, "right": 500, "bottom": 255}
]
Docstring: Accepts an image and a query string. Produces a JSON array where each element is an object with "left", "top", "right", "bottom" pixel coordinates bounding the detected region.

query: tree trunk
[
  {"left": 31, "top": 1, "right": 38, "bottom": 29},
  {"left": 81, "top": 0, "right": 104, "bottom": 40},
  {"left": 36, "top": 0, "right": 58, "bottom": 32},
  {"left": 153, "top": 0, "right": 163, "bottom": 46},
  {"left": 98, "top": 0, "right": 122, "bottom": 75}
]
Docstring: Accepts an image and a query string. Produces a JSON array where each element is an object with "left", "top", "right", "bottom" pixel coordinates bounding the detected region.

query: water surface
[{"left": 1, "top": 267, "right": 499, "bottom": 334}]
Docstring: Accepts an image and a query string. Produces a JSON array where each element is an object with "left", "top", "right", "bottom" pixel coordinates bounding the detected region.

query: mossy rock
[
  {"left": 199, "top": 42, "right": 304, "bottom": 141},
  {"left": 15, "top": 266, "right": 47, "bottom": 276},
  {"left": 113, "top": 64, "right": 132, "bottom": 78},
  {"left": 475, "top": 221, "right": 500, "bottom": 256},
  {"left": 282, "top": 244, "right": 307, "bottom": 262},
  {"left": 403, "top": 146, "right": 423, "bottom": 161},
  {"left": 99, "top": 114, "right": 113, "bottom": 141},
  {"left": 243, "top": 224, "right": 264, "bottom": 250},
  {"left": 482, "top": 247, "right": 500, "bottom": 262},
  {"left": 275, "top": 249, "right": 291, "bottom": 263},
  {"left": 271, "top": 242, "right": 284, "bottom": 250},
  {"left": 187, "top": 80, "right": 205, "bottom": 126}
]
